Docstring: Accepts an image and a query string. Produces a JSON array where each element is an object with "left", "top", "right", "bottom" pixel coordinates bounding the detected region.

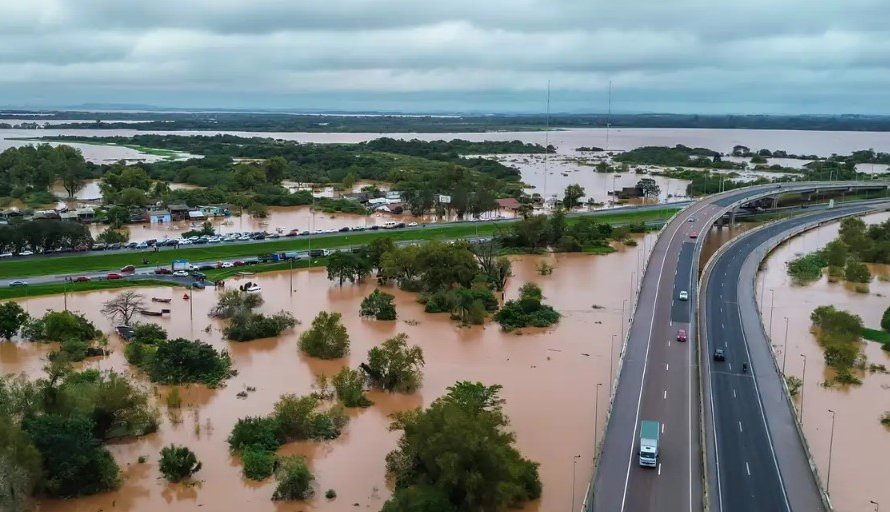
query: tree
[
  {"left": 326, "top": 251, "right": 372, "bottom": 286},
  {"left": 360, "top": 289, "right": 397, "bottom": 320},
  {"left": 511, "top": 215, "right": 548, "bottom": 251},
  {"left": 384, "top": 382, "right": 540, "bottom": 511},
  {"left": 365, "top": 237, "right": 396, "bottom": 270},
  {"left": 882, "top": 305, "right": 890, "bottom": 332},
  {"left": 298, "top": 312, "right": 350, "bottom": 359},
  {"left": 845, "top": 259, "right": 871, "bottom": 283},
  {"left": 365, "top": 333, "right": 425, "bottom": 393},
  {"left": 101, "top": 291, "right": 145, "bottom": 326},
  {"left": 23, "top": 310, "right": 97, "bottom": 342},
  {"left": 562, "top": 183, "right": 585, "bottom": 209},
  {"left": 143, "top": 338, "right": 232, "bottom": 386},
  {"left": 0, "top": 416, "right": 42, "bottom": 512},
  {"left": 636, "top": 178, "right": 661, "bottom": 199},
  {"left": 23, "top": 414, "right": 120, "bottom": 497},
  {"left": 117, "top": 187, "right": 148, "bottom": 207},
  {"left": 272, "top": 394, "right": 348, "bottom": 441},
  {"left": 264, "top": 156, "right": 289, "bottom": 185},
  {"left": 131, "top": 322, "right": 167, "bottom": 344},
  {"left": 823, "top": 240, "right": 849, "bottom": 267},
  {"left": 332, "top": 367, "right": 372, "bottom": 407},
  {"left": 227, "top": 416, "right": 283, "bottom": 453},
  {"left": 104, "top": 206, "right": 130, "bottom": 229},
  {"left": 242, "top": 446, "right": 276, "bottom": 480},
  {"left": 96, "top": 228, "right": 128, "bottom": 244},
  {"left": 58, "top": 146, "right": 89, "bottom": 198},
  {"left": 494, "top": 282, "right": 560, "bottom": 331},
  {"left": 224, "top": 311, "right": 297, "bottom": 342},
  {"left": 159, "top": 444, "right": 202, "bottom": 482},
  {"left": 382, "top": 486, "right": 457, "bottom": 512},
  {"left": 211, "top": 290, "right": 264, "bottom": 318},
  {"left": 342, "top": 171, "right": 357, "bottom": 190},
  {"left": 0, "top": 302, "right": 28, "bottom": 340},
  {"left": 272, "top": 455, "right": 314, "bottom": 501}
]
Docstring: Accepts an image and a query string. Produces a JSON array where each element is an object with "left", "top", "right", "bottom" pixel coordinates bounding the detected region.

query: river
[
  {"left": 0, "top": 239, "right": 654, "bottom": 511},
  {"left": 756, "top": 212, "right": 890, "bottom": 511}
]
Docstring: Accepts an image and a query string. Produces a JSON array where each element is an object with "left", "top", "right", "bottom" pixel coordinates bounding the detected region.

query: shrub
[
  {"left": 211, "top": 290, "right": 264, "bottom": 319},
  {"left": 145, "top": 338, "right": 232, "bottom": 386},
  {"left": 360, "top": 289, "right": 397, "bottom": 321},
  {"left": 882, "top": 305, "right": 890, "bottom": 332},
  {"left": 364, "top": 333, "right": 425, "bottom": 393},
  {"left": 0, "top": 301, "right": 29, "bottom": 339},
  {"left": 23, "top": 310, "right": 97, "bottom": 342},
  {"left": 132, "top": 322, "right": 167, "bottom": 344},
  {"left": 159, "top": 444, "right": 202, "bottom": 482},
  {"left": 786, "top": 252, "right": 827, "bottom": 285},
  {"left": 242, "top": 447, "right": 276, "bottom": 480},
  {"left": 165, "top": 387, "right": 182, "bottom": 408},
  {"left": 227, "top": 416, "right": 283, "bottom": 453},
  {"left": 881, "top": 411, "right": 890, "bottom": 427},
  {"left": 298, "top": 312, "right": 350, "bottom": 359},
  {"left": 845, "top": 260, "right": 872, "bottom": 283},
  {"left": 272, "top": 394, "right": 348, "bottom": 441},
  {"left": 332, "top": 367, "right": 372, "bottom": 408},
  {"left": 272, "top": 455, "right": 314, "bottom": 501},
  {"left": 224, "top": 311, "right": 297, "bottom": 342},
  {"left": 494, "top": 283, "right": 561, "bottom": 331}
]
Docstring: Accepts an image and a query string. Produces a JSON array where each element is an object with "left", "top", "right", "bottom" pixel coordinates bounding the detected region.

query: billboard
[{"left": 438, "top": 194, "right": 451, "bottom": 204}]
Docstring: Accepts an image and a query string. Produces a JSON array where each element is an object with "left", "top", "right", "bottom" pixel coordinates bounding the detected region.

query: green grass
[
  {"left": 0, "top": 208, "right": 679, "bottom": 280},
  {"left": 0, "top": 279, "right": 178, "bottom": 300}
]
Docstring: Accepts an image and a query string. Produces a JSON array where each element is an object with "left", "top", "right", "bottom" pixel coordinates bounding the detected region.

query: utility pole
[
  {"left": 799, "top": 354, "right": 807, "bottom": 421},
  {"left": 610, "top": 334, "right": 616, "bottom": 396},
  {"left": 620, "top": 299, "right": 627, "bottom": 342},
  {"left": 782, "top": 316, "right": 790, "bottom": 374},
  {"left": 594, "top": 383, "right": 603, "bottom": 457},
  {"left": 827, "top": 409, "right": 836, "bottom": 496},
  {"left": 768, "top": 289, "right": 775, "bottom": 339},
  {"left": 571, "top": 454, "right": 582, "bottom": 512}
]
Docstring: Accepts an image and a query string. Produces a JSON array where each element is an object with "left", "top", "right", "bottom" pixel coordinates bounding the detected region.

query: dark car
[
  {"left": 713, "top": 348, "right": 725, "bottom": 361},
  {"left": 338, "top": 226, "right": 351, "bottom": 232},
  {"left": 676, "top": 329, "right": 687, "bottom": 342},
  {"left": 154, "top": 268, "right": 172, "bottom": 275},
  {"left": 368, "top": 225, "right": 380, "bottom": 231},
  {"left": 108, "top": 242, "right": 122, "bottom": 250},
  {"left": 351, "top": 226, "right": 365, "bottom": 232},
  {"left": 106, "top": 273, "right": 122, "bottom": 280},
  {"left": 120, "top": 265, "right": 136, "bottom": 273},
  {"left": 308, "top": 249, "right": 326, "bottom": 257},
  {"left": 74, "top": 276, "right": 91, "bottom": 282}
]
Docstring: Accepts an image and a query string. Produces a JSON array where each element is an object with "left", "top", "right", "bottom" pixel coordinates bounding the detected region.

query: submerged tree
[
  {"left": 364, "top": 333, "right": 425, "bottom": 393},
  {"left": 159, "top": 444, "right": 202, "bottom": 482},
  {"left": 101, "top": 291, "right": 145, "bottom": 326},
  {"left": 298, "top": 312, "right": 350, "bottom": 359}
]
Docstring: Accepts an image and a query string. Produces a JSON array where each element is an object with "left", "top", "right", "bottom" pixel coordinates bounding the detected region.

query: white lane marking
[
  {"left": 746, "top": 462, "right": 751, "bottom": 476},
  {"left": 733, "top": 389, "right": 737, "bottom": 398},
  {"left": 721, "top": 322, "right": 725, "bottom": 329},
  {"left": 728, "top": 362, "right": 732, "bottom": 371},
  {"left": 738, "top": 421, "right": 743, "bottom": 433},
  {"left": 661, "top": 423, "right": 665, "bottom": 434},
  {"left": 668, "top": 340, "right": 672, "bottom": 347},
  {"left": 666, "top": 363, "right": 669, "bottom": 371},
  {"left": 658, "top": 463, "right": 662, "bottom": 476},
  {"left": 663, "top": 390, "right": 667, "bottom": 399}
]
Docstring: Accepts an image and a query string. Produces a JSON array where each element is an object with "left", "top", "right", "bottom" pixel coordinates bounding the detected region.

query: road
[
  {"left": 700, "top": 203, "right": 888, "bottom": 512},
  {"left": 587, "top": 180, "right": 888, "bottom": 512}
]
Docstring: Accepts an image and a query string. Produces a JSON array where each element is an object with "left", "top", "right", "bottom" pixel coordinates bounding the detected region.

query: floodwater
[
  {"left": 51, "top": 179, "right": 200, "bottom": 202},
  {"left": 0, "top": 238, "right": 654, "bottom": 512},
  {"left": 756, "top": 212, "right": 890, "bottom": 511}
]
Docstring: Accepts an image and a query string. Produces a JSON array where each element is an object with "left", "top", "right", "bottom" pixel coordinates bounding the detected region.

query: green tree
[
  {"left": 57, "top": 146, "right": 89, "bottom": 198},
  {"left": 224, "top": 311, "right": 297, "bottom": 342},
  {"left": 384, "top": 382, "right": 541, "bottom": 511},
  {"left": 562, "top": 183, "right": 585, "bottom": 209},
  {"left": 332, "top": 367, "right": 372, "bottom": 408},
  {"left": 823, "top": 240, "right": 849, "bottom": 268},
  {"left": 494, "top": 282, "right": 560, "bottom": 331},
  {"left": 227, "top": 416, "right": 283, "bottom": 453},
  {"left": 326, "top": 251, "right": 372, "bottom": 286},
  {"left": 0, "top": 415, "right": 42, "bottom": 512},
  {"left": 365, "top": 237, "right": 396, "bottom": 270},
  {"left": 272, "top": 455, "right": 314, "bottom": 501},
  {"left": 844, "top": 260, "right": 872, "bottom": 283},
  {"left": 211, "top": 290, "right": 264, "bottom": 318},
  {"left": 510, "top": 215, "right": 549, "bottom": 251},
  {"left": 242, "top": 446, "right": 276, "bottom": 480},
  {"left": 23, "top": 414, "right": 120, "bottom": 497},
  {"left": 881, "top": 305, "right": 890, "bottom": 332},
  {"left": 144, "top": 338, "right": 231, "bottom": 386},
  {"left": 365, "top": 333, "right": 425, "bottom": 393},
  {"left": 131, "top": 322, "right": 167, "bottom": 344},
  {"left": 96, "top": 228, "right": 128, "bottom": 244},
  {"left": 636, "top": 177, "right": 661, "bottom": 198},
  {"left": 104, "top": 206, "right": 130, "bottom": 229},
  {"left": 342, "top": 171, "right": 357, "bottom": 190},
  {"left": 839, "top": 216, "right": 872, "bottom": 259},
  {"left": 382, "top": 486, "right": 457, "bottom": 512},
  {"left": 23, "top": 310, "right": 97, "bottom": 342},
  {"left": 360, "top": 289, "right": 397, "bottom": 320},
  {"left": 264, "top": 156, "right": 289, "bottom": 185},
  {"left": 298, "top": 312, "right": 350, "bottom": 359},
  {"left": 272, "top": 394, "right": 348, "bottom": 441},
  {"left": 159, "top": 444, "right": 202, "bottom": 483},
  {"left": 0, "top": 302, "right": 29, "bottom": 340},
  {"left": 117, "top": 187, "right": 148, "bottom": 207}
]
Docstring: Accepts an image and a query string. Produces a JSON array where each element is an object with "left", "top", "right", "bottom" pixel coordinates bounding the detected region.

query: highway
[
  {"left": 700, "top": 203, "right": 889, "bottom": 511},
  {"left": 587, "top": 181, "right": 888, "bottom": 512}
]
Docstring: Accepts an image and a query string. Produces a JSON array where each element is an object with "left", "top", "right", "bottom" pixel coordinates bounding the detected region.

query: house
[
  {"left": 495, "top": 198, "right": 522, "bottom": 214},
  {"left": 343, "top": 192, "right": 370, "bottom": 203},
  {"left": 75, "top": 207, "right": 96, "bottom": 223},
  {"left": 33, "top": 210, "right": 61, "bottom": 221},
  {"left": 188, "top": 210, "right": 206, "bottom": 221},
  {"left": 616, "top": 186, "right": 644, "bottom": 199},
  {"left": 128, "top": 208, "right": 148, "bottom": 223},
  {"left": 60, "top": 212, "right": 79, "bottom": 222},
  {"left": 368, "top": 197, "right": 389, "bottom": 207},
  {"left": 385, "top": 191, "right": 402, "bottom": 201},
  {"left": 375, "top": 202, "right": 404, "bottom": 214},
  {"left": 168, "top": 203, "right": 190, "bottom": 221},
  {"left": 199, "top": 205, "right": 231, "bottom": 218},
  {"left": 149, "top": 210, "right": 172, "bottom": 224}
]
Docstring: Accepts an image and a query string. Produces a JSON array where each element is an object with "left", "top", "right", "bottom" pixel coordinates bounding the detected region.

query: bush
[
  {"left": 227, "top": 416, "right": 283, "bottom": 453},
  {"left": 786, "top": 252, "right": 827, "bottom": 285},
  {"left": 364, "top": 333, "right": 425, "bottom": 393},
  {"left": 845, "top": 260, "right": 872, "bottom": 283},
  {"left": 132, "top": 322, "right": 167, "bottom": 344},
  {"left": 272, "top": 394, "right": 348, "bottom": 441},
  {"left": 811, "top": 306, "right": 864, "bottom": 384},
  {"left": 272, "top": 455, "right": 314, "bottom": 501},
  {"left": 881, "top": 411, "right": 890, "bottom": 427},
  {"left": 325, "top": 489, "right": 337, "bottom": 500},
  {"left": 882, "top": 305, "right": 890, "bottom": 332},
  {"left": 360, "top": 289, "right": 397, "bottom": 320},
  {"left": 224, "top": 311, "right": 297, "bottom": 341},
  {"left": 332, "top": 367, "right": 372, "bottom": 407},
  {"left": 242, "top": 447, "right": 276, "bottom": 480},
  {"left": 145, "top": 338, "right": 232, "bottom": 386},
  {"left": 0, "top": 301, "right": 29, "bottom": 339},
  {"left": 494, "top": 283, "right": 561, "bottom": 331},
  {"left": 159, "top": 444, "right": 202, "bottom": 482},
  {"left": 298, "top": 312, "right": 350, "bottom": 359},
  {"left": 23, "top": 310, "right": 97, "bottom": 342},
  {"left": 211, "top": 290, "right": 264, "bottom": 319},
  {"left": 166, "top": 387, "right": 182, "bottom": 408}
]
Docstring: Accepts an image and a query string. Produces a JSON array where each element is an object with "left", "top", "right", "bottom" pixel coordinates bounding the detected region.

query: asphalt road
[
  {"left": 587, "top": 181, "right": 887, "bottom": 512},
  {"left": 700, "top": 204, "right": 886, "bottom": 512}
]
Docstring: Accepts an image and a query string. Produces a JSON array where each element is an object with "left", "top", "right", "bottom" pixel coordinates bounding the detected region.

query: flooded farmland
[
  {"left": 0, "top": 238, "right": 654, "bottom": 511},
  {"left": 756, "top": 212, "right": 890, "bottom": 512}
]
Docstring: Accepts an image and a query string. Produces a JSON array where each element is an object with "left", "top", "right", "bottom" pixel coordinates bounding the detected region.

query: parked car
[
  {"left": 108, "top": 243, "right": 122, "bottom": 250},
  {"left": 338, "top": 226, "right": 351, "bottom": 232},
  {"left": 17, "top": 250, "right": 34, "bottom": 256},
  {"left": 221, "top": 262, "right": 234, "bottom": 268},
  {"left": 408, "top": 222, "right": 418, "bottom": 227},
  {"left": 676, "top": 329, "right": 687, "bottom": 342},
  {"left": 173, "top": 270, "right": 189, "bottom": 277},
  {"left": 713, "top": 348, "right": 725, "bottom": 361},
  {"left": 154, "top": 268, "right": 172, "bottom": 275},
  {"left": 120, "top": 265, "right": 136, "bottom": 273},
  {"left": 9, "top": 280, "right": 27, "bottom": 287},
  {"left": 74, "top": 276, "right": 91, "bottom": 282},
  {"left": 106, "top": 273, "right": 122, "bottom": 280},
  {"left": 233, "top": 260, "right": 246, "bottom": 267}
]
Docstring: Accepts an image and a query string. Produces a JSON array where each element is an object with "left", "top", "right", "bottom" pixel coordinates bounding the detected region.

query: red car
[
  {"left": 120, "top": 265, "right": 136, "bottom": 273},
  {"left": 233, "top": 260, "right": 246, "bottom": 267},
  {"left": 154, "top": 267, "right": 172, "bottom": 275},
  {"left": 676, "top": 329, "right": 687, "bottom": 342},
  {"left": 689, "top": 232, "right": 698, "bottom": 239},
  {"left": 74, "top": 276, "right": 91, "bottom": 282},
  {"left": 106, "top": 273, "right": 122, "bottom": 280}
]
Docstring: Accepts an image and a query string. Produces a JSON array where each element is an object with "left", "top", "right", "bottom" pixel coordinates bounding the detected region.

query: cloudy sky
[{"left": 1, "top": 0, "right": 888, "bottom": 114}]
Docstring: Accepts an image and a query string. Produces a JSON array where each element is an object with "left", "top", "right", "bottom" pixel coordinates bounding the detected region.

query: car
[
  {"left": 190, "top": 271, "right": 206, "bottom": 279},
  {"left": 108, "top": 243, "right": 122, "bottom": 250},
  {"left": 17, "top": 250, "right": 34, "bottom": 256},
  {"left": 676, "top": 329, "right": 687, "bottom": 342},
  {"left": 126, "top": 242, "right": 138, "bottom": 249},
  {"left": 154, "top": 268, "right": 172, "bottom": 275},
  {"left": 233, "top": 260, "right": 246, "bottom": 267},
  {"left": 687, "top": 217, "right": 695, "bottom": 223},
  {"left": 408, "top": 222, "right": 418, "bottom": 227},
  {"left": 173, "top": 270, "right": 189, "bottom": 277},
  {"left": 0, "top": 253, "right": 12, "bottom": 258},
  {"left": 221, "top": 262, "right": 234, "bottom": 268},
  {"left": 678, "top": 290, "right": 689, "bottom": 301},
  {"left": 368, "top": 225, "right": 380, "bottom": 231},
  {"left": 120, "top": 265, "right": 136, "bottom": 273},
  {"left": 689, "top": 232, "right": 698, "bottom": 239},
  {"left": 338, "top": 226, "right": 351, "bottom": 232},
  {"left": 74, "top": 276, "right": 91, "bottom": 282},
  {"left": 106, "top": 273, "right": 122, "bottom": 280},
  {"left": 8, "top": 280, "right": 27, "bottom": 287},
  {"left": 713, "top": 348, "right": 725, "bottom": 361}
]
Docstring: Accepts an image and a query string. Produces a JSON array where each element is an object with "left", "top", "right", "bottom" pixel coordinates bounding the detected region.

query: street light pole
[
  {"left": 620, "top": 299, "right": 627, "bottom": 343},
  {"left": 594, "top": 383, "right": 603, "bottom": 457},
  {"left": 768, "top": 289, "right": 775, "bottom": 339},
  {"left": 782, "top": 316, "right": 790, "bottom": 374},
  {"left": 571, "top": 454, "right": 582, "bottom": 512},
  {"left": 827, "top": 409, "right": 836, "bottom": 496},
  {"left": 799, "top": 354, "right": 807, "bottom": 421},
  {"left": 870, "top": 499, "right": 880, "bottom": 512},
  {"left": 610, "top": 334, "right": 616, "bottom": 395}
]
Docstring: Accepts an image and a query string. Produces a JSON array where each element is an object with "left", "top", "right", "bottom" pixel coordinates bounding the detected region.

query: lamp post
[
  {"left": 620, "top": 299, "right": 627, "bottom": 342},
  {"left": 870, "top": 500, "right": 879, "bottom": 512},
  {"left": 827, "top": 409, "right": 836, "bottom": 496},
  {"left": 782, "top": 316, "right": 790, "bottom": 374},
  {"left": 768, "top": 289, "right": 775, "bottom": 339},
  {"left": 571, "top": 454, "right": 582, "bottom": 512},
  {"left": 799, "top": 354, "right": 807, "bottom": 421},
  {"left": 594, "top": 383, "right": 603, "bottom": 457},
  {"left": 610, "top": 334, "right": 616, "bottom": 395}
]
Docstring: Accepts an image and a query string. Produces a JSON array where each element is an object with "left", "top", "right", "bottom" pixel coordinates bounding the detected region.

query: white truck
[{"left": 639, "top": 420, "right": 660, "bottom": 467}]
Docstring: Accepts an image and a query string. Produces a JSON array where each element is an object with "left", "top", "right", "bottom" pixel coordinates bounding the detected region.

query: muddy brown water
[
  {"left": 756, "top": 212, "right": 890, "bottom": 511},
  {"left": 0, "top": 238, "right": 655, "bottom": 512}
]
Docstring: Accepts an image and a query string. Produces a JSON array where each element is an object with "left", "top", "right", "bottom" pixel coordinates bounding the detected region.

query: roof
[
  {"left": 496, "top": 198, "right": 522, "bottom": 210},
  {"left": 188, "top": 210, "right": 206, "bottom": 218},
  {"left": 167, "top": 203, "right": 190, "bottom": 211},
  {"left": 150, "top": 210, "right": 171, "bottom": 216}
]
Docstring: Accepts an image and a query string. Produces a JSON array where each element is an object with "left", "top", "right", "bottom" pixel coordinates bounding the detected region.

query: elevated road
[
  {"left": 700, "top": 202, "right": 890, "bottom": 511},
  {"left": 587, "top": 181, "right": 888, "bottom": 512}
]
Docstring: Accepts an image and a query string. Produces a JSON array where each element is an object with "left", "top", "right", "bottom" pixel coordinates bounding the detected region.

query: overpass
[{"left": 585, "top": 181, "right": 889, "bottom": 512}]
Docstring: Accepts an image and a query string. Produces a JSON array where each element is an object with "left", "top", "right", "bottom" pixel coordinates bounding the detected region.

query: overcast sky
[{"left": 1, "top": 0, "right": 888, "bottom": 114}]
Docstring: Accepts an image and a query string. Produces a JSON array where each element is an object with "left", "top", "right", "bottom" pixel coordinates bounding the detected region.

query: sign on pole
[{"left": 438, "top": 194, "right": 451, "bottom": 204}]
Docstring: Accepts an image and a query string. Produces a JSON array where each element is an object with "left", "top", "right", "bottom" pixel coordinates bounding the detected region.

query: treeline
[
  {"left": 614, "top": 145, "right": 741, "bottom": 169},
  {"left": 12, "top": 110, "right": 890, "bottom": 132},
  {"left": 0, "top": 219, "right": 93, "bottom": 254},
  {"left": 0, "top": 144, "right": 97, "bottom": 203}
]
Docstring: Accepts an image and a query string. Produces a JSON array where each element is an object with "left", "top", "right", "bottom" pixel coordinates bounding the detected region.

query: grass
[
  {"left": 0, "top": 278, "right": 177, "bottom": 300},
  {"left": 0, "top": 208, "right": 679, "bottom": 280}
]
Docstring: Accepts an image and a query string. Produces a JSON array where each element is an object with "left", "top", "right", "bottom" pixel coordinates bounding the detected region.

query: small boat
[
  {"left": 151, "top": 297, "right": 172, "bottom": 303},
  {"left": 239, "top": 281, "right": 262, "bottom": 293},
  {"left": 182, "top": 294, "right": 190, "bottom": 300},
  {"left": 139, "top": 310, "right": 163, "bottom": 317}
]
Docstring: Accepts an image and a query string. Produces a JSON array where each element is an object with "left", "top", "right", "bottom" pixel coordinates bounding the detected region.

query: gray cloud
[{"left": 1, "top": 0, "right": 889, "bottom": 113}]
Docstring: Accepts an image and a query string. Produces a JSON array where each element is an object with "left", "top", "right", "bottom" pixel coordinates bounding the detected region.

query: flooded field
[
  {"left": 0, "top": 240, "right": 653, "bottom": 511},
  {"left": 756, "top": 212, "right": 890, "bottom": 511}
]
